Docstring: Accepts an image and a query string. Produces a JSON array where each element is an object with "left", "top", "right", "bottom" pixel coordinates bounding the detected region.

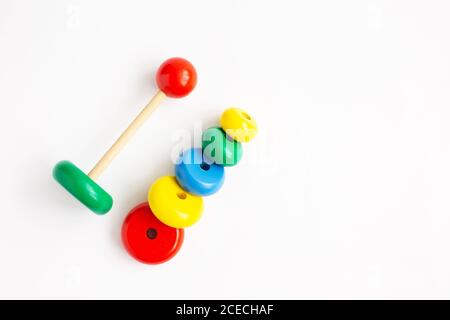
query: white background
[{"left": 0, "top": 0, "right": 449, "bottom": 299}]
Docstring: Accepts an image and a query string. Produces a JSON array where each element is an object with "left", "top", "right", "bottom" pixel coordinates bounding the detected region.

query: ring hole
[
  {"left": 177, "top": 192, "right": 187, "bottom": 200},
  {"left": 146, "top": 228, "right": 157, "bottom": 240},
  {"left": 200, "top": 163, "right": 210, "bottom": 171},
  {"left": 241, "top": 111, "right": 252, "bottom": 120}
]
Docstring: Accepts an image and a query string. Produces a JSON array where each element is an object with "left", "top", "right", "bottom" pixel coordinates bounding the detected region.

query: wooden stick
[{"left": 88, "top": 90, "right": 166, "bottom": 180}]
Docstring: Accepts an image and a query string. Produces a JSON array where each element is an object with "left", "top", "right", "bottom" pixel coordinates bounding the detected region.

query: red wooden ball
[
  {"left": 122, "top": 202, "right": 184, "bottom": 264},
  {"left": 156, "top": 57, "right": 197, "bottom": 98}
]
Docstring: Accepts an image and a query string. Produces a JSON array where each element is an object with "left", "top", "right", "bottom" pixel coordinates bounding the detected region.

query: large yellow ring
[{"left": 148, "top": 176, "right": 204, "bottom": 228}]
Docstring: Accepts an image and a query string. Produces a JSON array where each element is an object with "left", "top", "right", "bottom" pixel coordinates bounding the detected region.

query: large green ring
[{"left": 53, "top": 160, "right": 113, "bottom": 215}]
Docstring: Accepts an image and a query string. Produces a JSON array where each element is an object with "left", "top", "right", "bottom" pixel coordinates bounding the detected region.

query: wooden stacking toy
[
  {"left": 53, "top": 58, "right": 197, "bottom": 215},
  {"left": 122, "top": 108, "right": 258, "bottom": 264}
]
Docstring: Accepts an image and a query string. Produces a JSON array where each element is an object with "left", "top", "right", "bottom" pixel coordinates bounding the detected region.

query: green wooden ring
[
  {"left": 202, "top": 127, "right": 243, "bottom": 166},
  {"left": 53, "top": 160, "right": 113, "bottom": 215}
]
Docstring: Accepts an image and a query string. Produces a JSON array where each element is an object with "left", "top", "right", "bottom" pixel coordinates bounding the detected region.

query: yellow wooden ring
[
  {"left": 220, "top": 107, "right": 258, "bottom": 143},
  {"left": 148, "top": 176, "right": 203, "bottom": 228}
]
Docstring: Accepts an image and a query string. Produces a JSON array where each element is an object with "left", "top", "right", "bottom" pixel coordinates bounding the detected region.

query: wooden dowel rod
[{"left": 88, "top": 90, "right": 166, "bottom": 180}]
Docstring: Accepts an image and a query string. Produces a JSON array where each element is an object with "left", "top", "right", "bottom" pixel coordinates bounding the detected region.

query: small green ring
[{"left": 53, "top": 160, "right": 113, "bottom": 215}]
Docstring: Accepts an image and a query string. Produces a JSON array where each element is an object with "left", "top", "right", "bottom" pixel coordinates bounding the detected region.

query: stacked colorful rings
[{"left": 122, "top": 107, "right": 258, "bottom": 264}]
